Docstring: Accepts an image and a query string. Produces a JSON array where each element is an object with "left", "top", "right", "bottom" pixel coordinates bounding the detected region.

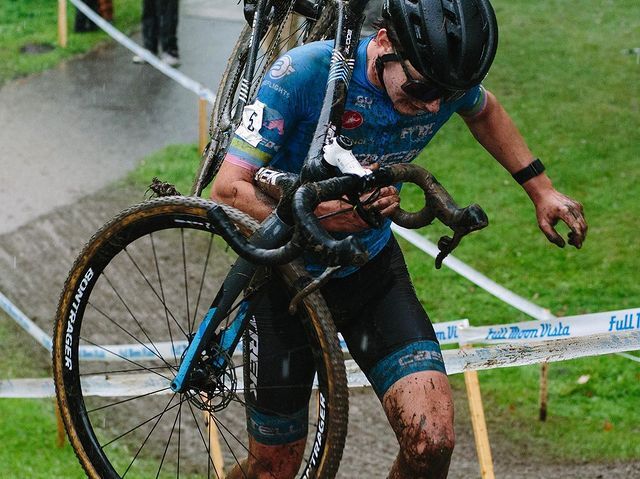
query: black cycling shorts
[{"left": 245, "top": 234, "right": 445, "bottom": 445}]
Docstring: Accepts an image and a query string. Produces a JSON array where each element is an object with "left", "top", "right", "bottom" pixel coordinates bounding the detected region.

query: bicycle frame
[{"left": 172, "top": 0, "right": 371, "bottom": 393}]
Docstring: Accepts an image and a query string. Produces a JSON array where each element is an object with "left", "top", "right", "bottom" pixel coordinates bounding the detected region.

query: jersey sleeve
[
  {"left": 454, "top": 84, "right": 488, "bottom": 119},
  {"left": 225, "top": 43, "right": 331, "bottom": 171}
]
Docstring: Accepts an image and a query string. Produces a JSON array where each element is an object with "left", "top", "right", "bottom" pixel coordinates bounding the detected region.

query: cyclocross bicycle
[{"left": 53, "top": 1, "right": 488, "bottom": 477}]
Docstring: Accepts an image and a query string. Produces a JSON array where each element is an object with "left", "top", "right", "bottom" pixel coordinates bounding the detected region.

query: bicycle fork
[{"left": 170, "top": 212, "right": 292, "bottom": 393}]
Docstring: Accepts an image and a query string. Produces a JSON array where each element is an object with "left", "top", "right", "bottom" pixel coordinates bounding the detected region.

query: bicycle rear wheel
[
  {"left": 53, "top": 197, "right": 348, "bottom": 478},
  {"left": 192, "top": 0, "right": 336, "bottom": 196}
]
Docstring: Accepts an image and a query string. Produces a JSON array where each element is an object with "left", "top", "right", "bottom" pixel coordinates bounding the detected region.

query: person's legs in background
[
  {"left": 141, "top": 0, "right": 159, "bottom": 53},
  {"left": 158, "top": 0, "right": 180, "bottom": 66},
  {"left": 133, "top": 0, "right": 158, "bottom": 63},
  {"left": 74, "top": 0, "right": 99, "bottom": 33}
]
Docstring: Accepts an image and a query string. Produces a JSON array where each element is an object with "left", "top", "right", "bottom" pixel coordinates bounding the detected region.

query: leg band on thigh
[
  {"left": 367, "top": 339, "right": 446, "bottom": 398},
  {"left": 247, "top": 407, "right": 309, "bottom": 446}
]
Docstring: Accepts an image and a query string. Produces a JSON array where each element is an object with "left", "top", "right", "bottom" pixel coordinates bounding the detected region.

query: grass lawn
[
  {"left": 1, "top": 0, "right": 638, "bottom": 475},
  {"left": 0, "top": 0, "right": 141, "bottom": 85}
]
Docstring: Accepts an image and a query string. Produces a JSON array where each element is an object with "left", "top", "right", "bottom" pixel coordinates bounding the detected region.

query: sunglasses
[{"left": 376, "top": 52, "right": 466, "bottom": 103}]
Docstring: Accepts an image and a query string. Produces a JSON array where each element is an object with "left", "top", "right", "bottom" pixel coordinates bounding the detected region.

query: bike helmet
[{"left": 381, "top": 0, "right": 499, "bottom": 90}]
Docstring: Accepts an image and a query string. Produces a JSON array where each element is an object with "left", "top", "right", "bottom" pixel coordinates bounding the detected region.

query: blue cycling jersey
[{"left": 227, "top": 36, "right": 487, "bottom": 276}]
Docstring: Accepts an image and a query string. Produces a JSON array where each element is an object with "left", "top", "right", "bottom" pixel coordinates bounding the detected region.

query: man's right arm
[
  {"left": 211, "top": 160, "right": 276, "bottom": 222},
  {"left": 212, "top": 158, "right": 400, "bottom": 232}
]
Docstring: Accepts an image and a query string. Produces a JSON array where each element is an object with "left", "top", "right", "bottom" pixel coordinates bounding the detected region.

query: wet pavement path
[{"left": 0, "top": 1, "right": 243, "bottom": 235}]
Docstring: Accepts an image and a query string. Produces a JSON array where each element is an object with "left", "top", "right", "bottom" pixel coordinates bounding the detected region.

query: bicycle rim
[
  {"left": 53, "top": 197, "right": 347, "bottom": 479},
  {"left": 192, "top": 0, "right": 337, "bottom": 196}
]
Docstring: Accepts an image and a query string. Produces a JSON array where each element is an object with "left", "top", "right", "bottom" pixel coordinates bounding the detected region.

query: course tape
[
  {"left": 458, "top": 307, "right": 640, "bottom": 345},
  {"left": 2, "top": 330, "right": 638, "bottom": 398},
  {"left": 391, "top": 227, "right": 640, "bottom": 363},
  {"left": 67, "top": 0, "right": 216, "bottom": 104},
  {"left": 76, "top": 319, "right": 468, "bottom": 362},
  {"left": 391, "top": 225, "right": 555, "bottom": 321},
  {"left": 0, "top": 292, "right": 52, "bottom": 352}
]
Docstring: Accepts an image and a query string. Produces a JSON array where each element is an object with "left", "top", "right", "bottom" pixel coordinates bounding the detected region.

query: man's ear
[{"left": 375, "top": 29, "right": 393, "bottom": 53}]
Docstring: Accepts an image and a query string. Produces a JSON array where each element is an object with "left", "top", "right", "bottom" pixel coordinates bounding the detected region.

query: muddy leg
[
  {"left": 225, "top": 436, "right": 307, "bottom": 479},
  {"left": 383, "top": 371, "right": 455, "bottom": 479}
]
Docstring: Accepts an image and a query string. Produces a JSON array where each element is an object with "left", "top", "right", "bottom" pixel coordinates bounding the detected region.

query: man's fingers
[
  {"left": 540, "top": 220, "right": 565, "bottom": 248},
  {"left": 366, "top": 186, "right": 400, "bottom": 217},
  {"left": 379, "top": 186, "right": 399, "bottom": 198},
  {"left": 378, "top": 201, "right": 400, "bottom": 217},
  {"left": 562, "top": 202, "right": 588, "bottom": 249}
]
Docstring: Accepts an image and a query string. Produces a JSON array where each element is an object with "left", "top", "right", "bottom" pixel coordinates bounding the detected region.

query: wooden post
[
  {"left": 539, "top": 362, "right": 549, "bottom": 421},
  {"left": 206, "top": 411, "right": 225, "bottom": 478},
  {"left": 464, "top": 367, "right": 495, "bottom": 479},
  {"left": 54, "top": 401, "right": 66, "bottom": 448},
  {"left": 200, "top": 394, "right": 225, "bottom": 477},
  {"left": 58, "top": 0, "right": 68, "bottom": 48},
  {"left": 198, "top": 97, "right": 209, "bottom": 154}
]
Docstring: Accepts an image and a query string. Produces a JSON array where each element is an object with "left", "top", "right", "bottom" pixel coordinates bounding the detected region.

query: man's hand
[
  {"left": 534, "top": 189, "right": 587, "bottom": 248},
  {"left": 316, "top": 186, "right": 400, "bottom": 232}
]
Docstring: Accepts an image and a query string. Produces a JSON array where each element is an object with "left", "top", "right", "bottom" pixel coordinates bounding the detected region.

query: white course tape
[
  {"left": 79, "top": 340, "right": 188, "bottom": 361},
  {"left": 433, "top": 319, "right": 469, "bottom": 345},
  {"left": 3, "top": 330, "right": 638, "bottom": 398},
  {"left": 389, "top": 227, "right": 639, "bottom": 364},
  {"left": 0, "top": 292, "right": 52, "bottom": 351},
  {"left": 77, "top": 319, "right": 468, "bottom": 362},
  {"left": 458, "top": 307, "right": 640, "bottom": 345},
  {"left": 391, "top": 225, "right": 555, "bottom": 321},
  {"left": 67, "top": 0, "right": 216, "bottom": 104}
]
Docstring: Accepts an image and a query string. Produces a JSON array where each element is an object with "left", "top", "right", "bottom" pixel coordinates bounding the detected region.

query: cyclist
[{"left": 212, "top": 0, "right": 588, "bottom": 477}]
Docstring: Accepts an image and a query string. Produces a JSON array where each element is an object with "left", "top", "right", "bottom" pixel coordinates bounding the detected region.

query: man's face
[{"left": 381, "top": 60, "right": 442, "bottom": 116}]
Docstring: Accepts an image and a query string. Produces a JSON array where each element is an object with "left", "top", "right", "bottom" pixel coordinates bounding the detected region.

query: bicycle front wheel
[{"left": 53, "top": 196, "right": 347, "bottom": 479}]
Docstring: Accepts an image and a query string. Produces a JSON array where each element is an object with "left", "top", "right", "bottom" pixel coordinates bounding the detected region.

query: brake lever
[
  {"left": 347, "top": 190, "right": 384, "bottom": 229},
  {"left": 434, "top": 204, "right": 488, "bottom": 268}
]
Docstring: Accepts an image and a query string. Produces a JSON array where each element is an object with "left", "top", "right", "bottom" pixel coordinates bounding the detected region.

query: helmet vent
[{"left": 410, "top": 13, "right": 424, "bottom": 43}]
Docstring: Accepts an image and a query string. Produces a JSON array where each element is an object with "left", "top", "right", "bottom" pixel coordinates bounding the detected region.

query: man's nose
[{"left": 423, "top": 98, "right": 441, "bottom": 113}]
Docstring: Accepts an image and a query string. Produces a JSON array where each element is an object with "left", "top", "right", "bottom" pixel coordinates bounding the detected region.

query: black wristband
[{"left": 512, "top": 158, "right": 545, "bottom": 185}]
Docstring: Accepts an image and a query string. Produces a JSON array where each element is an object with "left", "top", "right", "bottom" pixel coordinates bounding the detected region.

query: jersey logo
[
  {"left": 264, "top": 118, "right": 285, "bottom": 136},
  {"left": 269, "top": 55, "right": 295, "bottom": 79},
  {"left": 355, "top": 95, "right": 373, "bottom": 110},
  {"left": 342, "top": 110, "right": 363, "bottom": 129}
]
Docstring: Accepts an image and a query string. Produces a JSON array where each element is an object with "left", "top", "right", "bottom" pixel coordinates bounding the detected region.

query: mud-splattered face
[{"left": 379, "top": 60, "right": 443, "bottom": 116}]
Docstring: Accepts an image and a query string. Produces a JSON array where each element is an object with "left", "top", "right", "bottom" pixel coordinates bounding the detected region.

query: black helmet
[{"left": 382, "top": 0, "right": 499, "bottom": 90}]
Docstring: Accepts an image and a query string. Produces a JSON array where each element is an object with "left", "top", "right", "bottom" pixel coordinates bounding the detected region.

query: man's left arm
[{"left": 461, "top": 89, "right": 588, "bottom": 248}]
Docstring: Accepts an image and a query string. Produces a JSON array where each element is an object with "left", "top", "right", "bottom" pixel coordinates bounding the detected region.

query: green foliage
[
  {"left": 0, "top": 398, "right": 87, "bottom": 478},
  {"left": 126, "top": 144, "right": 203, "bottom": 196},
  {"left": 0, "top": 0, "right": 141, "bottom": 85}
]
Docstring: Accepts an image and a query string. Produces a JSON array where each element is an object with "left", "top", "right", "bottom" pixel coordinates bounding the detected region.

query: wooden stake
[
  {"left": 206, "top": 411, "right": 225, "bottom": 478},
  {"left": 539, "top": 362, "right": 549, "bottom": 421},
  {"left": 198, "top": 97, "right": 209, "bottom": 154},
  {"left": 200, "top": 395, "right": 225, "bottom": 478},
  {"left": 58, "top": 0, "right": 68, "bottom": 48},
  {"left": 464, "top": 368, "right": 495, "bottom": 479}
]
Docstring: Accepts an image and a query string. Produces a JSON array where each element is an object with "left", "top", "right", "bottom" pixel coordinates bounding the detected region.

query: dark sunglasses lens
[
  {"left": 403, "top": 81, "right": 466, "bottom": 103},
  {"left": 444, "top": 90, "right": 466, "bottom": 102},
  {"left": 402, "top": 81, "right": 441, "bottom": 102}
]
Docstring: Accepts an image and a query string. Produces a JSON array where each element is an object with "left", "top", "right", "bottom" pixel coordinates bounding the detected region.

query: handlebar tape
[
  {"left": 207, "top": 204, "right": 303, "bottom": 265},
  {"left": 293, "top": 176, "right": 369, "bottom": 267}
]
